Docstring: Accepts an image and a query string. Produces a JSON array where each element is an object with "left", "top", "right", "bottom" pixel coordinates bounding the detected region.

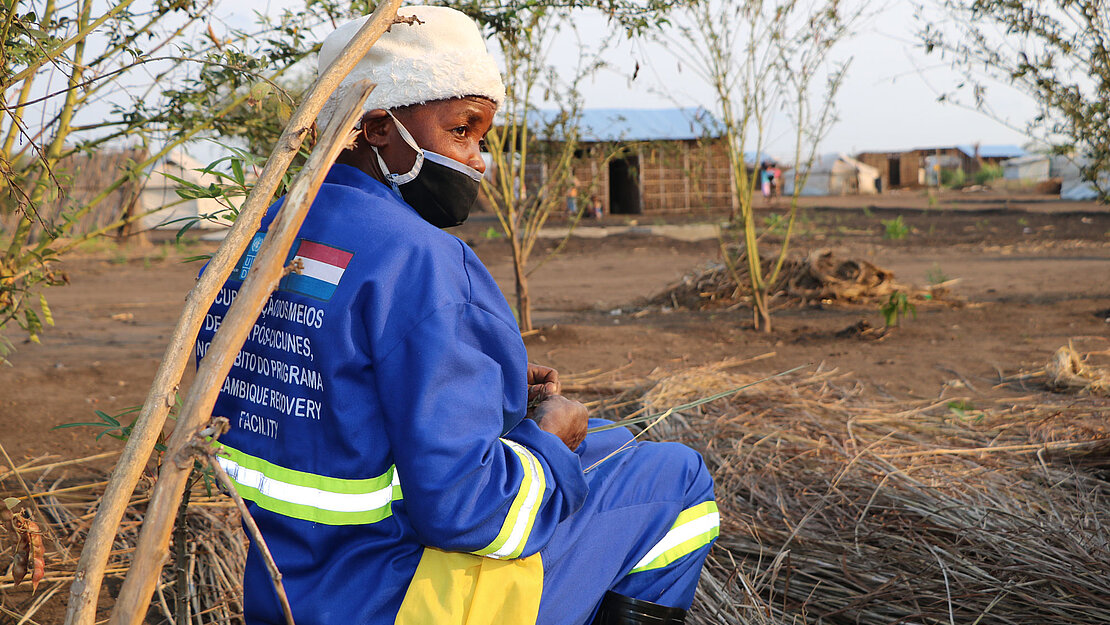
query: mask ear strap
[
  {"left": 377, "top": 110, "right": 424, "bottom": 186},
  {"left": 363, "top": 116, "right": 399, "bottom": 190},
  {"left": 370, "top": 146, "right": 399, "bottom": 192},
  {"left": 387, "top": 111, "right": 422, "bottom": 152}
]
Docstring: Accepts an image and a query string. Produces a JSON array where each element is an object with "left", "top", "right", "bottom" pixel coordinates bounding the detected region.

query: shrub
[
  {"left": 974, "top": 163, "right": 1004, "bottom": 185},
  {"left": 939, "top": 168, "right": 966, "bottom": 188},
  {"left": 882, "top": 216, "right": 909, "bottom": 240},
  {"left": 880, "top": 291, "right": 917, "bottom": 327}
]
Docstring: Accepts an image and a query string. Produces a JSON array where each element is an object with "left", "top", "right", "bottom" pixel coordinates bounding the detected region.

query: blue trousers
[{"left": 536, "top": 420, "right": 718, "bottom": 625}]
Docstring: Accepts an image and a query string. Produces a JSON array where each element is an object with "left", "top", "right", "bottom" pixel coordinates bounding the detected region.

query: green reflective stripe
[
  {"left": 674, "top": 501, "right": 717, "bottom": 527},
  {"left": 218, "top": 444, "right": 399, "bottom": 526},
  {"left": 474, "top": 439, "right": 546, "bottom": 559},
  {"left": 220, "top": 445, "right": 394, "bottom": 493},
  {"left": 629, "top": 501, "right": 719, "bottom": 574},
  {"left": 228, "top": 478, "right": 395, "bottom": 526},
  {"left": 629, "top": 528, "right": 719, "bottom": 574}
]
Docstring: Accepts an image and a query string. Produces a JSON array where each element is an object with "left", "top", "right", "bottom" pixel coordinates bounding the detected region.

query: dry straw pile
[
  {"left": 653, "top": 248, "right": 945, "bottom": 311},
  {"left": 621, "top": 359, "right": 1110, "bottom": 625},
  {"left": 1044, "top": 344, "right": 1110, "bottom": 394},
  {"left": 0, "top": 459, "right": 245, "bottom": 625},
  {"left": 3, "top": 357, "right": 1108, "bottom": 624}
]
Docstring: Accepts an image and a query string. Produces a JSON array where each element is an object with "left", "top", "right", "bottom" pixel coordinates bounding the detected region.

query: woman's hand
[
  {"left": 527, "top": 363, "right": 560, "bottom": 404},
  {"left": 530, "top": 395, "right": 587, "bottom": 451}
]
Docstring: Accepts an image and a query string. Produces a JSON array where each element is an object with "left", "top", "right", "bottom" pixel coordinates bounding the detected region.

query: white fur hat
[{"left": 317, "top": 6, "right": 505, "bottom": 129}]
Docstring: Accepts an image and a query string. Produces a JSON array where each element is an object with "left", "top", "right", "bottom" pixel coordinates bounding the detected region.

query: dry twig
[{"left": 600, "top": 362, "right": 1110, "bottom": 625}]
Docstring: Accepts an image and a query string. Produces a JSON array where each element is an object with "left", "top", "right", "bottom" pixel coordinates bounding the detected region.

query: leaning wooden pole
[
  {"left": 108, "top": 79, "right": 376, "bottom": 625},
  {"left": 63, "top": 3, "right": 401, "bottom": 624}
]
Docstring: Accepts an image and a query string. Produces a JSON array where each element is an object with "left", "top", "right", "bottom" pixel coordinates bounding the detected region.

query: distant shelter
[
  {"left": 1, "top": 148, "right": 147, "bottom": 241},
  {"left": 785, "top": 154, "right": 880, "bottom": 196},
  {"left": 528, "top": 107, "right": 738, "bottom": 216},
  {"left": 0, "top": 148, "right": 234, "bottom": 242},
  {"left": 857, "top": 144, "right": 1025, "bottom": 191}
]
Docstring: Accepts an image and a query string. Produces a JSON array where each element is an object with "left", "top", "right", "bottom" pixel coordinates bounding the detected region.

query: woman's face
[{"left": 384, "top": 96, "right": 495, "bottom": 174}]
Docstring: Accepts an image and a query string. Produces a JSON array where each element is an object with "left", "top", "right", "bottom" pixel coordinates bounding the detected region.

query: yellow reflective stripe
[
  {"left": 218, "top": 445, "right": 400, "bottom": 526},
  {"left": 502, "top": 441, "right": 546, "bottom": 559},
  {"left": 629, "top": 501, "right": 719, "bottom": 574},
  {"left": 474, "top": 439, "right": 546, "bottom": 559}
]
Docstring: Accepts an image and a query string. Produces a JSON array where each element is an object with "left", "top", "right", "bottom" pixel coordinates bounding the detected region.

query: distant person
[
  {"left": 590, "top": 194, "right": 603, "bottom": 219},
  {"left": 566, "top": 177, "right": 579, "bottom": 216},
  {"left": 760, "top": 162, "right": 772, "bottom": 200},
  {"left": 770, "top": 164, "right": 782, "bottom": 200}
]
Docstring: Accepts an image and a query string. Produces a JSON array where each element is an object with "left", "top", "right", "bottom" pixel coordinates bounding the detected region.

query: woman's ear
[{"left": 359, "top": 109, "right": 392, "bottom": 148}]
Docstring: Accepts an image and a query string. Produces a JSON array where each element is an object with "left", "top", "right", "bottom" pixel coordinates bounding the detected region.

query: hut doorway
[
  {"left": 887, "top": 157, "right": 901, "bottom": 188},
  {"left": 608, "top": 155, "right": 642, "bottom": 215}
]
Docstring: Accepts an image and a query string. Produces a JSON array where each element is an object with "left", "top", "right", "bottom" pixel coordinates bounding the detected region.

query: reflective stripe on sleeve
[
  {"left": 473, "top": 439, "right": 547, "bottom": 560},
  {"left": 629, "top": 501, "right": 720, "bottom": 574},
  {"left": 217, "top": 445, "right": 400, "bottom": 526}
]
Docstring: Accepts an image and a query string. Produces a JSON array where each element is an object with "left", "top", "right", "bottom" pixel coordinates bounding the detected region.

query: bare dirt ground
[
  {"left": 2, "top": 198, "right": 1107, "bottom": 467},
  {"left": 0, "top": 195, "right": 1107, "bottom": 622}
]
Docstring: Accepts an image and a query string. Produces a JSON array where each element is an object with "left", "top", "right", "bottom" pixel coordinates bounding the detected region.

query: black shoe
[{"left": 590, "top": 591, "right": 686, "bottom": 624}]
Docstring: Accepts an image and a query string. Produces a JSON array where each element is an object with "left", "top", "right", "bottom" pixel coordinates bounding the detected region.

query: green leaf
[
  {"left": 176, "top": 218, "right": 198, "bottom": 242},
  {"left": 276, "top": 101, "right": 293, "bottom": 124},
  {"left": 39, "top": 294, "right": 53, "bottom": 326},
  {"left": 52, "top": 421, "right": 115, "bottom": 430},
  {"left": 23, "top": 309, "right": 42, "bottom": 336},
  {"left": 231, "top": 158, "right": 245, "bottom": 185},
  {"left": 160, "top": 171, "right": 199, "bottom": 188},
  {"left": 94, "top": 410, "right": 121, "bottom": 426},
  {"left": 947, "top": 400, "right": 974, "bottom": 419},
  {"left": 248, "top": 81, "right": 272, "bottom": 101}
]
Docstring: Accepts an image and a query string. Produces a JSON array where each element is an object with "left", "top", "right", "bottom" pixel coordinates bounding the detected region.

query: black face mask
[{"left": 373, "top": 112, "right": 483, "bottom": 228}]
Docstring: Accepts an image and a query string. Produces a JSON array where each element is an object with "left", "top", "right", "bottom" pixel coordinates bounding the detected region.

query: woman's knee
[{"left": 640, "top": 442, "right": 715, "bottom": 502}]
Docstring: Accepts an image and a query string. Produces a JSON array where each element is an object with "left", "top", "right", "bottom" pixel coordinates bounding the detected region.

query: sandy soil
[
  {"left": 0, "top": 197, "right": 1107, "bottom": 623},
  {"left": 1, "top": 201, "right": 1106, "bottom": 467}
]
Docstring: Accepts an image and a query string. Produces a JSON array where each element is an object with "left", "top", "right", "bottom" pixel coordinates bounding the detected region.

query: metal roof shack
[
  {"left": 955, "top": 145, "right": 1026, "bottom": 160},
  {"left": 857, "top": 144, "right": 1028, "bottom": 191},
  {"left": 530, "top": 107, "right": 737, "bottom": 216},
  {"left": 572, "top": 107, "right": 724, "bottom": 143}
]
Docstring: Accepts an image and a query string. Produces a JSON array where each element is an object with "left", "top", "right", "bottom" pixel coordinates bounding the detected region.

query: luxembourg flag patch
[{"left": 279, "top": 239, "right": 353, "bottom": 301}]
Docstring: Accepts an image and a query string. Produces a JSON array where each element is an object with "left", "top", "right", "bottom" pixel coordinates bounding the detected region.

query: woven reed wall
[{"left": 2, "top": 148, "right": 148, "bottom": 240}]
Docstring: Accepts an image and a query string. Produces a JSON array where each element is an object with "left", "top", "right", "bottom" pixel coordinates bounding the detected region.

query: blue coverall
[{"left": 197, "top": 164, "right": 718, "bottom": 625}]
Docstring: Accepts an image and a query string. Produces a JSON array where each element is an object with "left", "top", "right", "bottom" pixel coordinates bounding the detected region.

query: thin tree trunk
[
  {"left": 173, "top": 485, "right": 191, "bottom": 625},
  {"left": 512, "top": 237, "right": 532, "bottom": 332},
  {"left": 755, "top": 287, "right": 772, "bottom": 333}
]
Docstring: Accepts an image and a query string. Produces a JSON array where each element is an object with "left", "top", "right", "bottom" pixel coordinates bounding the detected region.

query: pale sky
[
  {"left": 553, "top": 2, "right": 1038, "bottom": 157},
  {"left": 207, "top": 1, "right": 1039, "bottom": 160}
]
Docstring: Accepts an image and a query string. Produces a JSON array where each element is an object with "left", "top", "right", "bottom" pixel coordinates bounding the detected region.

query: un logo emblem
[{"left": 251, "top": 236, "right": 262, "bottom": 253}]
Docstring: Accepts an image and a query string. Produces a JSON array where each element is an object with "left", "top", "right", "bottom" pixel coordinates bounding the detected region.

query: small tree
[
  {"left": 668, "top": 0, "right": 862, "bottom": 331},
  {"left": 0, "top": 0, "right": 360, "bottom": 360},
  {"left": 456, "top": 0, "right": 669, "bottom": 332},
  {"left": 474, "top": 8, "right": 592, "bottom": 332},
  {"left": 919, "top": 0, "right": 1110, "bottom": 202}
]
